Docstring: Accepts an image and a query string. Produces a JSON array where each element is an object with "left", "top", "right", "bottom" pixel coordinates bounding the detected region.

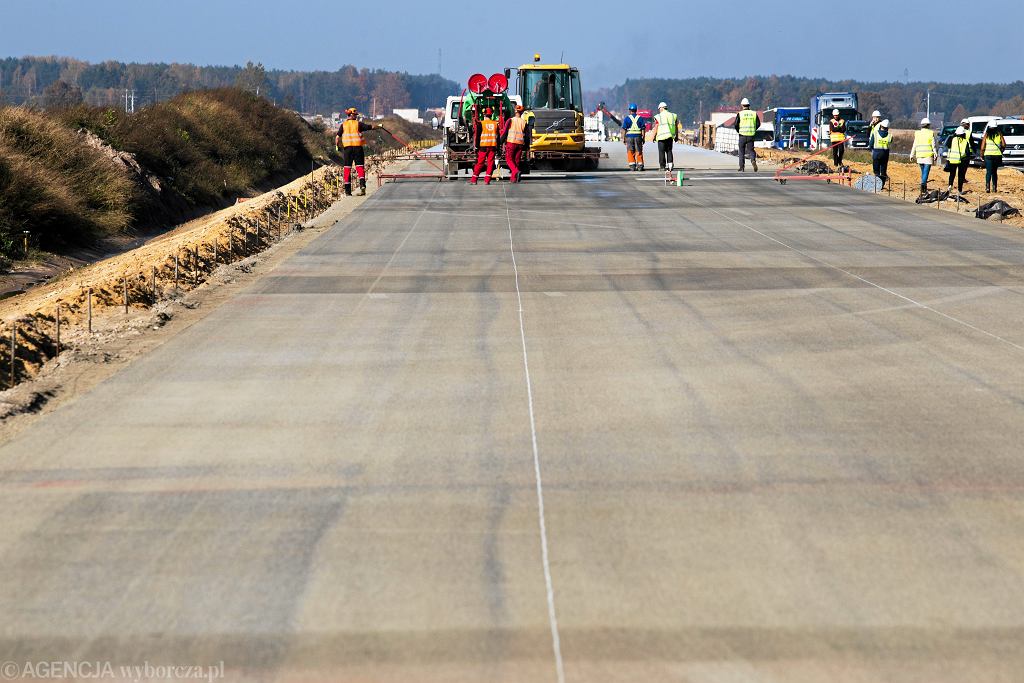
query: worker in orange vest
[
  {"left": 501, "top": 105, "right": 528, "bottom": 183},
  {"left": 470, "top": 107, "right": 500, "bottom": 185},
  {"left": 335, "top": 107, "right": 381, "bottom": 196}
]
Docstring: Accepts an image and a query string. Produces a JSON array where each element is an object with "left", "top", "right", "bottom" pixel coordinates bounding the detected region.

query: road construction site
[{"left": 3, "top": 140, "right": 1024, "bottom": 682}]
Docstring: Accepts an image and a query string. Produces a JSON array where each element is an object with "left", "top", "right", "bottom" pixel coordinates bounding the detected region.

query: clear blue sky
[{"left": 3, "top": 0, "right": 1022, "bottom": 88}]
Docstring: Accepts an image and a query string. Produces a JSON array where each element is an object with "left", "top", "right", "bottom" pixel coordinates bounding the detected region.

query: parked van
[{"left": 988, "top": 119, "right": 1024, "bottom": 166}]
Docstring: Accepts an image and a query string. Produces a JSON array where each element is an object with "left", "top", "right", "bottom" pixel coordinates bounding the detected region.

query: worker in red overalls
[
  {"left": 501, "top": 105, "right": 528, "bottom": 183},
  {"left": 335, "top": 107, "right": 380, "bottom": 196},
  {"left": 470, "top": 107, "right": 499, "bottom": 185}
]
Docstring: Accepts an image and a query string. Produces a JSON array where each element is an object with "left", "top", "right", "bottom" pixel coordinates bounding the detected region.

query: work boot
[
  {"left": 469, "top": 177, "right": 478, "bottom": 185},
  {"left": 357, "top": 179, "right": 366, "bottom": 196},
  {"left": 628, "top": 164, "right": 636, "bottom": 172},
  {"left": 667, "top": 163, "right": 673, "bottom": 172},
  {"left": 638, "top": 164, "right": 645, "bottom": 171},
  {"left": 343, "top": 183, "right": 352, "bottom": 196},
  {"left": 484, "top": 178, "right": 491, "bottom": 185},
  {"left": 752, "top": 157, "right": 758, "bottom": 172},
  {"left": 920, "top": 183, "right": 927, "bottom": 196}
]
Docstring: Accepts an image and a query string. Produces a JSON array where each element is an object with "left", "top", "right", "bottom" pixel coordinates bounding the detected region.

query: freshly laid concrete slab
[{"left": 2, "top": 160, "right": 1024, "bottom": 682}]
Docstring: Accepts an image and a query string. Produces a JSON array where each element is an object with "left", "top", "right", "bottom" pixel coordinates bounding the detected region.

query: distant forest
[
  {"left": 0, "top": 56, "right": 458, "bottom": 114},
  {"left": 587, "top": 75, "right": 1024, "bottom": 126}
]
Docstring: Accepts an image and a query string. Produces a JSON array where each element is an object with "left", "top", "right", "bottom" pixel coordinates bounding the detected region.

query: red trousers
[
  {"left": 472, "top": 148, "right": 496, "bottom": 181},
  {"left": 505, "top": 143, "right": 523, "bottom": 182}
]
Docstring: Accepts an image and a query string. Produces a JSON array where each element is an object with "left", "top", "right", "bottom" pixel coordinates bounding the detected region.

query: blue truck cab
[{"left": 772, "top": 107, "right": 811, "bottom": 149}]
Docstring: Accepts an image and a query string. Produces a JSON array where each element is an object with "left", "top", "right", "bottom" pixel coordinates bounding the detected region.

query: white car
[{"left": 986, "top": 119, "right": 1024, "bottom": 166}]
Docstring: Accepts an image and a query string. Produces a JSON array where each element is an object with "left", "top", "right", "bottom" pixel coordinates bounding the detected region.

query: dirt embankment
[
  {"left": 0, "top": 150, "right": 411, "bottom": 413},
  {"left": 760, "top": 144, "right": 1024, "bottom": 229}
]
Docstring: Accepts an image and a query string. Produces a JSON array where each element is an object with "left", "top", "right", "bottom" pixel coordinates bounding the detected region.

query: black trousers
[
  {"left": 947, "top": 162, "right": 968, "bottom": 192},
  {"left": 657, "top": 139, "right": 674, "bottom": 168},
  {"left": 832, "top": 142, "right": 845, "bottom": 167},
  {"left": 871, "top": 149, "right": 890, "bottom": 182},
  {"left": 738, "top": 136, "right": 756, "bottom": 170},
  {"left": 341, "top": 146, "right": 365, "bottom": 171}
]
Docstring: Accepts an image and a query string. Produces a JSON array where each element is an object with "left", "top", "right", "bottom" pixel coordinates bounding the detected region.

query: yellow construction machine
[{"left": 505, "top": 54, "right": 602, "bottom": 170}]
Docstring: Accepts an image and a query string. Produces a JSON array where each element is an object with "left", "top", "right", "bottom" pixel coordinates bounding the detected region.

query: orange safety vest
[
  {"left": 506, "top": 116, "right": 526, "bottom": 145},
  {"left": 479, "top": 119, "right": 499, "bottom": 147},
  {"left": 341, "top": 119, "right": 364, "bottom": 147}
]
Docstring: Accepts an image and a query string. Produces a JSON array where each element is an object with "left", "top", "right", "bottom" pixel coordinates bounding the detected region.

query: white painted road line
[{"left": 502, "top": 183, "right": 566, "bottom": 683}]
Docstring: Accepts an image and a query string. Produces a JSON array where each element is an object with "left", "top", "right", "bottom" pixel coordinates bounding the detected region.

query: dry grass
[{"left": 0, "top": 107, "right": 136, "bottom": 253}]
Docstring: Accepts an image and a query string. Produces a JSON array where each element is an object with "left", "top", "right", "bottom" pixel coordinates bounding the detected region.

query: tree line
[
  {"left": 587, "top": 75, "right": 1024, "bottom": 125},
  {"left": 0, "top": 56, "right": 458, "bottom": 114}
]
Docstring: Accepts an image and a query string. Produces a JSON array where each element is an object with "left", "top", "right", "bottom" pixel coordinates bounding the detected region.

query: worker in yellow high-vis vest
[
  {"left": 910, "top": 118, "right": 938, "bottom": 195},
  {"left": 981, "top": 123, "right": 1006, "bottom": 193},
  {"left": 733, "top": 98, "right": 760, "bottom": 172},
  {"left": 945, "top": 126, "right": 971, "bottom": 194},
  {"left": 652, "top": 102, "right": 682, "bottom": 172},
  {"left": 868, "top": 119, "right": 893, "bottom": 188}
]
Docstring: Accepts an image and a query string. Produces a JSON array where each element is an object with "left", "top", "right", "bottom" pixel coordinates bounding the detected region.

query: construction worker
[
  {"left": 335, "top": 107, "right": 380, "bottom": 196},
  {"left": 980, "top": 123, "right": 1006, "bottom": 193},
  {"left": 652, "top": 101, "right": 682, "bottom": 171},
  {"left": 622, "top": 104, "right": 646, "bottom": 171},
  {"left": 502, "top": 105, "right": 528, "bottom": 183},
  {"left": 734, "top": 98, "right": 760, "bottom": 172},
  {"left": 520, "top": 108, "right": 535, "bottom": 176},
  {"left": 470, "top": 107, "right": 499, "bottom": 185},
  {"left": 869, "top": 118, "right": 893, "bottom": 188},
  {"left": 868, "top": 110, "right": 883, "bottom": 138},
  {"left": 910, "top": 117, "right": 938, "bottom": 195},
  {"left": 945, "top": 126, "right": 970, "bottom": 194},
  {"left": 829, "top": 109, "right": 847, "bottom": 168}
]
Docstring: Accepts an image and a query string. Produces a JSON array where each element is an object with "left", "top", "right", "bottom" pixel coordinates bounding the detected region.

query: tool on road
[{"left": 773, "top": 136, "right": 852, "bottom": 186}]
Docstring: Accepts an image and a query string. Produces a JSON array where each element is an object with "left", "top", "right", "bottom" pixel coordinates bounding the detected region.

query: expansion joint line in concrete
[
  {"left": 501, "top": 183, "right": 567, "bottom": 683},
  {"left": 691, "top": 196, "right": 1024, "bottom": 355}
]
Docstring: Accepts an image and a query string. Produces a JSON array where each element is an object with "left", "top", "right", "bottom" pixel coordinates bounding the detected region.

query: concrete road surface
[{"left": 3, "top": 144, "right": 1024, "bottom": 682}]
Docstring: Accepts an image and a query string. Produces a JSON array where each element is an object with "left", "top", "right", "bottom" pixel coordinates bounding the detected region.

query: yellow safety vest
[
  {"left": 625, "top": 115, "right": 643, "bottom": 135},
  {"left": 872, "top": 129, "right": 892, "bottom": 150},
  {"left": 983, "top": 133, "right": 1004, "bottom": 156},
  {"left": 479, "top": 119, "right": 498, "bottom": 147},
  {"left": 655, "top": 111, "right": 678, "bottom": 141},
  {"left": 913, "top": 129, "right": 935, "bottom": 159},
  {"left": 738, "top": 109, "right": 757, "bottom": 137},
  {"left": 830, "top": 119, "right": 846, "bottom": 142},
  {"left": 506, "top": 116, "right": 526, "bottom": 145},
  {"left": 341, "top": 119, "right": 364, "bottom": 147},
  {"left": 947, "top": 136, "right": 969, "bottom": 164}
]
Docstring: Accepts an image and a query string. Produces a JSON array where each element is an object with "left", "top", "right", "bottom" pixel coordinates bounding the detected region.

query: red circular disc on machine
[
  {"left": 488, "top": 73, "right": 508, "bottom": 94},
  {"left": 468, "top": 74, "right": 488, "bottom": 94}
]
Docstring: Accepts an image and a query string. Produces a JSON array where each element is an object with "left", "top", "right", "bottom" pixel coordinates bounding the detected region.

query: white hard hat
[
  {"left": 658, "top": 101, "right": 667, "bottom": 109},
  {"left": 955, "top": 126, "right": 966, "bottom": 135},
  {"left": 881, "top": 119, "right": 890, "bottom": 128},
  {"left": 960, "top": 118, "right": 969, "bottom": 124},
  {"left": 921, "top": 117, "right": 931, "bottom": 126},
  {"left": 832, "top": 109, "right": 840, "bottom": 116},
  {"left": 872, "top": 110, "right": 881, "bottom": 117},
  {"left": 740, "top": 97, "right": 750, "bottom": 106}
]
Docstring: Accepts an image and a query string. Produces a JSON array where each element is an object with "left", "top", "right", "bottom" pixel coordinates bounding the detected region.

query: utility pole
[
  {"left": 926, "top": 89, "right": 931, "bottom": 120},
  {"left": 437, "top": 48, "right": 442, "bottom": 76}
]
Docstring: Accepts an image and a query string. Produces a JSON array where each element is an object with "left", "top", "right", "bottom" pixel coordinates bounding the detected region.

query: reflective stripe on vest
[
  {"left": 913, "top": 129, "right": 935, "bottom": 158},
  {"left": 341, "top": 120, "right": 364, "bottom": 147},
  {"left": 507, "top": 117, "right": 526, "bottom": 145},
  {"left": 873, "top": 130, "right": 892, "bottom": 150},
  {"left": 480, "top": 119, "right": 498, "bottom": 147},
  {"left": 738, "top": 110, "right": 757, "bottom": 137},
  {"left": 830, "top": 119, "right": 846, "bottom": 142},
  {"left": 655, "top": 111, "right": 678, "bottom": 140},
  {"left": 984, "top": 133, "right": 1004, "bottom": 156},
  {"left": 947, "top": 136, "right": 968, "bottom": 164},
  {"left": 625, "top": 115, "right": 642, "bottom": 135}
]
